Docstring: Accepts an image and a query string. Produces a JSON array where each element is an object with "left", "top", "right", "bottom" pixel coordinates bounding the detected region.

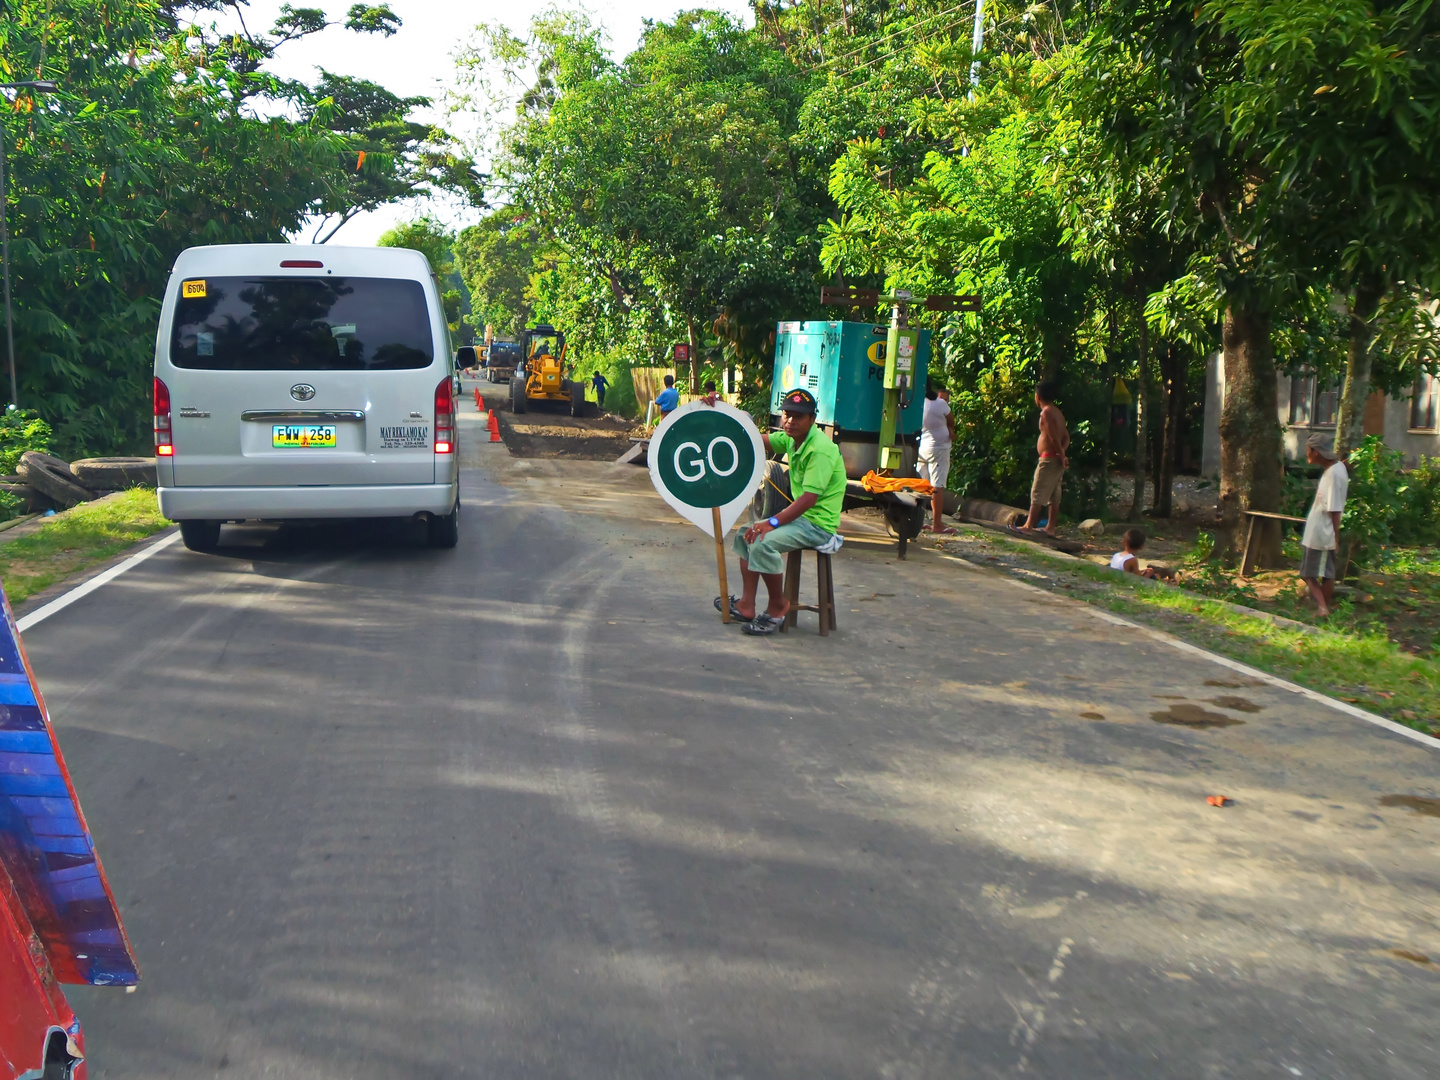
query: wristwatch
[{"left": 768, "top": 516, "right": 781, "bottom": 528}]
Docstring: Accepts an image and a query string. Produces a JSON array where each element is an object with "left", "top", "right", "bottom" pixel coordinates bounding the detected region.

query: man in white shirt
[
  {"left": 918, "top": 384, "right": 956, "bottom": 534},
  {"left": 1300, "top": 431, "right": 1349, "bottom": 616}
]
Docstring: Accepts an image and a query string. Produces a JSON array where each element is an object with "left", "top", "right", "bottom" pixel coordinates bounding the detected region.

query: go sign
[{"left": 648, "top": 401, "right": 765, "bottom": 539}]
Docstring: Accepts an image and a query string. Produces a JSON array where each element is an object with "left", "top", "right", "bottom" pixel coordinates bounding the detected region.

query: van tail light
[
  {"left": 434, "top": 376, "right": 454, "bottom": 454},
  {"left": 154, "top": 377, "right": 173, "bottom": 456}
]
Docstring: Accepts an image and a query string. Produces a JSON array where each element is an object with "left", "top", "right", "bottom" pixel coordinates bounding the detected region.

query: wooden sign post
[{"left": 711, "top": 507, "right": 730, "bottom": 622}]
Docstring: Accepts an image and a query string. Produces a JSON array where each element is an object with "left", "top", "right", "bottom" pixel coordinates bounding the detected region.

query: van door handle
[{"left": 241, "top": 410, "right": 366, "bottom": 422}]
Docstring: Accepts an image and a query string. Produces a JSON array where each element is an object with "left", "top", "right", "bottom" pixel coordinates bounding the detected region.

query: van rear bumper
[{"left": 158, "top": 483, "right": 458, "bottom": 521}]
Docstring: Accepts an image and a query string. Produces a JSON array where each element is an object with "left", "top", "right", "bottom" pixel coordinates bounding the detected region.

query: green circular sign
[{"left": 654, "top": 409, "right": 758, "bottom": 509}]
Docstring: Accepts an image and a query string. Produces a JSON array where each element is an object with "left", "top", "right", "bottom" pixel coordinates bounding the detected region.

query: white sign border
[{"left": 647, "top": 401, "right": 766, "bottom": 540}]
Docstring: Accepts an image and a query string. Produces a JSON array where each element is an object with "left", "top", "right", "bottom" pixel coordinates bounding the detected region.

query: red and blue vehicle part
[{"left": 0, "top": 587, "right": 137, "bottom": 1079}]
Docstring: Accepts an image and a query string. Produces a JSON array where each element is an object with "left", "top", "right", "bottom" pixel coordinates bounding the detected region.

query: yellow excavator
[{"left": 510, "top": 324, "right": 589, "bottom": 417}]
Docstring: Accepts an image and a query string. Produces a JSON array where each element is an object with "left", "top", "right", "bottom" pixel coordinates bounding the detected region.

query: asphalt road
[{"left": 24, "top": 404, "right": 1440, "bottom": 1078}]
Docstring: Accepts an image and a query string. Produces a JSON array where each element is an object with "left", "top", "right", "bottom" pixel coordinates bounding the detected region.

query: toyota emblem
[{"left": 290, "top": 383, "right": 316, "bottom": 402}]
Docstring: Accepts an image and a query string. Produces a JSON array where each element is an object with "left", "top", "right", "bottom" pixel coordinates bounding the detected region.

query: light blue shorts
[{"left": 733, "top": 517, "right": 835, "bottom": 576}]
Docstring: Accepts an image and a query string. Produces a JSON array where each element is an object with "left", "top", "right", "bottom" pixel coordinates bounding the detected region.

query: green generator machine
[{"left": 769, "top": 319, "right": 932, "bottom": 479}]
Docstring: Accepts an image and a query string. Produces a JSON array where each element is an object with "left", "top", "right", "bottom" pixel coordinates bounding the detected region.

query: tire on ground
[
  {"left": 71, "top": 456, "right": 157, "bottom": 491},
  {"left": 0, "top": 481, "right": 53, "bottom": 513},
  {"left": 884, "top": 499, "right": 926, "bottom": 541},
  {"left": 510, "top": 376, "right": 528, "bottom": 414},
  {"left": 570, "top": 381, "right": 586, "bottom": 417},
  {"left": 17, "top": 451, "right": 92, "bottom": 508},
  {"left": 750, "top": 460, "right": 790, "bottom": 521},
  {"left": 179, "top": 519, "right": 222, "bottom": 552},
  {"left": 428, "top": 500, "right": 459, "bottom": 548}
]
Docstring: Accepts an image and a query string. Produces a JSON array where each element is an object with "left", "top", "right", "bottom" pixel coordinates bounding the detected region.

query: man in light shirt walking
[
  {"left": 1300, "top": 431, "right": 1349, "bottom": 617},
  {"left": 918, "top": 382, "right": 956, "bottom": 534}
]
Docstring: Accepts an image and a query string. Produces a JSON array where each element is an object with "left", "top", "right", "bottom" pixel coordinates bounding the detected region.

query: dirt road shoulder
[{"left": 925, "top": 526, "right": 1440, "bottom": 738}]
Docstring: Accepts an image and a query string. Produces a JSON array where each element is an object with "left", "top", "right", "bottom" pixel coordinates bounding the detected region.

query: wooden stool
[{"left": 781, "top": 549, "right": 837, "bottom": 636}]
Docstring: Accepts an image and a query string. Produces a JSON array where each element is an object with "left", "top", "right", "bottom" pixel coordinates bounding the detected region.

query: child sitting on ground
[{"left": 1110, "top": 528, "right": 1159, "bottom": 579}]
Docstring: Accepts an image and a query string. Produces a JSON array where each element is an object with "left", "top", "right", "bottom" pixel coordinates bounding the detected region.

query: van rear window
[{"left": 169, "top": 276, "right": 434, "bottom": 370}]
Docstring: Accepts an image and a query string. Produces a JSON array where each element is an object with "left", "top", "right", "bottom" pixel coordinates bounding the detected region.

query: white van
[{"left": 154, "top": 245, "right": 460, "bottom": 551}]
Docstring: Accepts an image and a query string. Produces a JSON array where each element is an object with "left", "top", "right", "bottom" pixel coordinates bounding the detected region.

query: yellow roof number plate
[
  {"left": 182, "top": 279, "right": 207, "bottom": 299},
  {"left": 272, "top": 424, "right": 336, "bottom": 449}
]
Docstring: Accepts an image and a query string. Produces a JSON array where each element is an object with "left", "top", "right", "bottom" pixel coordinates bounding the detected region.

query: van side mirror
[{"left": 456, "top": 346, "right": 477, "bottom": 365}]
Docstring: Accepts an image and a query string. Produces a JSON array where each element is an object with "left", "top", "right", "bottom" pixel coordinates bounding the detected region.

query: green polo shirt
[{"left": 769, "top": 424, "right": 847, "bottom": 534}]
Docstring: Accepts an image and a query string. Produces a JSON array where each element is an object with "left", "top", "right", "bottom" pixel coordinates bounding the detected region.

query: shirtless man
[{"left": 1020, "top": 380, "right": 1069, "bottom": 536}]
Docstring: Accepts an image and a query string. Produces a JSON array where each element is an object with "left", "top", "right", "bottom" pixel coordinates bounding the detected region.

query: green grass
[
  {"left": 952, "top": 531, "right": 1440, "bottom": 737},
  {"left": 1166, "top": 537, "right": 1440, "bottom": 658},
  {"left": 0, "top": 489, "right": 170, "bottom": 605}
]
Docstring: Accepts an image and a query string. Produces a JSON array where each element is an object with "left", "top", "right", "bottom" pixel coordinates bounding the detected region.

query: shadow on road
[{"left": 205, "top": 518, "right": 435, "bottom": 558}]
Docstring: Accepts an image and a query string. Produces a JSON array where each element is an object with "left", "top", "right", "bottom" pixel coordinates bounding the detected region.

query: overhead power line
[
  {"left": 804, "top": 3, "right": 976, "bottom": 74},
  {"left": 821, "top": 8, "right": 1029, "bottom": 90}
]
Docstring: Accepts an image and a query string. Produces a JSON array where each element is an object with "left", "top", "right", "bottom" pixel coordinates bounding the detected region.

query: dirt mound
[{"left": 493, "top": 401, "right": 636, "bottom": 461}]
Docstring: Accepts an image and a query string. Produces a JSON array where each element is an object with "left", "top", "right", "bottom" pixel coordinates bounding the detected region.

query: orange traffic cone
[
  {"left": 474, "top": 389, "right": 484, "bottom": 411},
  {"left": 488, "top": 411, "right": 501, "bottom": 442}
]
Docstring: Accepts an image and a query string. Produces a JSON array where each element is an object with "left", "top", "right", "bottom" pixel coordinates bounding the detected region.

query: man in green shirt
[{"left": 725, "top": 388, "right": 847, "bottom": 635}]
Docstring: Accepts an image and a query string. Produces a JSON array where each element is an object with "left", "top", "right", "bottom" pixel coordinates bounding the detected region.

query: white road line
[
  {"left": 17, "top": 530, "right": 183, "bottom": 632},
  {"left": 937, "top": 551, "right": 1439, "bottom": 751}
]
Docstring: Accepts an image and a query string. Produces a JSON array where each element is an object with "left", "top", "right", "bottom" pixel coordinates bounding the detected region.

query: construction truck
[
  {"left": 483, "top": 339, "right": 520, "bottom": 383},
  {"left": 510, "top": 324, "right": 589, "bottom": 416},
  {"left": 473, "top": 323, "right": 517, "bottom": 383}
]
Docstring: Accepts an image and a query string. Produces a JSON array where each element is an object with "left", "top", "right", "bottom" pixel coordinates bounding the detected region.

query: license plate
[{"left": 272, "top": 424, "right": 336, "bottom": 448}]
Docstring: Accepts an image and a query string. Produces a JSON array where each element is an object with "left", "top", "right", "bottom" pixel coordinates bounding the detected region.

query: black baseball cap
[{"left": 781, "top": 388, "right": 817, "bottom": 415}]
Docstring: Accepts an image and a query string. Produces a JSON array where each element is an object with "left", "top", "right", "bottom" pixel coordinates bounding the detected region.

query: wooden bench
[{"left": 1240, "top": 510, "right": 1307, "bottom": 576}]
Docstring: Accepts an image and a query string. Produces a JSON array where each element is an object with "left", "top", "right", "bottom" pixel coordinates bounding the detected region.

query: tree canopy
[
  {"left": 443, "top": 0, "right": 1438, "bottom": 549},
  {"left": 453, "top": 10, "right": 827, "bottom": 390},
  {"left": 0, "top": 0, "right": 479, "bottom": 454}
]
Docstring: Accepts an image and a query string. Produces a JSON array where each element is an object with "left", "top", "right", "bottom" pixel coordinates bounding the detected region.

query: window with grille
[
  {"left": 1288, "top": 374, "right": 1338, "bottom": 426},
  {"left": 1411, "top": 371, "right": 1438, "bottom": 431}
]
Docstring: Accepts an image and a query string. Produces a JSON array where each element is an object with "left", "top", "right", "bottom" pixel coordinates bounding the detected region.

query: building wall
[
  {"left": 1201, "top": 351, "right": 1222, "bottom": 478},
  {"left": 1279, "top": 375, "right": 1440, "bottom": 466},
  {"left": 1382, "top": 394, "right": 1440, "bottom": 466},
  {"left": 1200, "top": 357, "right": 1440, "bottom": 472}
]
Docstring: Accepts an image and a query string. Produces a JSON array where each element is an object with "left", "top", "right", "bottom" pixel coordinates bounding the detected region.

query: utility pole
[
  {"left": 969, "top": 0, "right": 985, "bottom": 91},
  {"left": 962, "top": 0, "right": 985, "bottom": 157},
  {"left": 0, "top": 80, "right": 60, "bottom": 410}
]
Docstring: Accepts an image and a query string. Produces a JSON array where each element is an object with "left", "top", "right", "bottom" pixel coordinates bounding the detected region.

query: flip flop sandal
[
  {"left": 931, "top": 526, "right": 958, "bottom": 535},
  {"left": 741, "top": 612, "right": 784, "bottom": 635},
  {"left": 714, "top": 595, "right": 747, "bottom": 620}
]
